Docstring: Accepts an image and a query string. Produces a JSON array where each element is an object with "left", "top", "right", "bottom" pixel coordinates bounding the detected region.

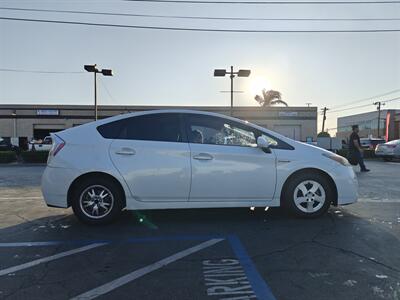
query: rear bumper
[{"left": 41, "top": 166, "right": 80, "bottom": 208}]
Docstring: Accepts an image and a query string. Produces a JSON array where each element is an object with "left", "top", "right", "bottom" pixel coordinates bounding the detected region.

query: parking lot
[{"left": 0, "top": 160, "right": 399, "bottom": 300}]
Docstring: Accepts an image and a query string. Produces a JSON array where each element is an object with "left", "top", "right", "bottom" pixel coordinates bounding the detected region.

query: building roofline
[{"left": 0, "top": 104, "right": 317, "bottom": 111}]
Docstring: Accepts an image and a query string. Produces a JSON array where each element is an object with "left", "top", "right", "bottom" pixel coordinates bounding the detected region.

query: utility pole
[
  {"left": 321, "top": 107, "right": 329, "bottom": 132},
  {"left": 373, "top": 101, "right": 385, "bottom": 138}
]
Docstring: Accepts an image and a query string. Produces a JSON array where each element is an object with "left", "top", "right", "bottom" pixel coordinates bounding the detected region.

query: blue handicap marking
[{"left": 228, "top": 235, "right": 277, "bottom": 300}]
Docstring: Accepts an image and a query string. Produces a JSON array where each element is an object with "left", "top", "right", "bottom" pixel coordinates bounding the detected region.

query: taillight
[
  {"left": 50, "top": 134, "right": 65, "bottom": 157},
  {"left": 53, "top": 142, "right": 65, "bottom": 156}
]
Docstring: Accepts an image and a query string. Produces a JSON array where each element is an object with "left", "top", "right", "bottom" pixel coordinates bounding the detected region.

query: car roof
[
  {"left": 60, "top": 108, "right": 297, "bottom": 148},
  {"left": 97, "top": 109, "right": 260, "bottom": 129}
]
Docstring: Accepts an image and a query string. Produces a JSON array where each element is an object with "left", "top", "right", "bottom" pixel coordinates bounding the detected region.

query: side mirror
[{"left": 257, "top": 136, "right": 272, "bottom": 153}]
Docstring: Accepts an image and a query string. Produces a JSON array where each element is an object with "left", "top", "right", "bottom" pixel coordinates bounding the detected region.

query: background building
[
  {"left": 336, "top": 109, "right": 400, "bottom": 141},
  {"left": 0, "top": 104, "right": 317, "bottom": 148}
]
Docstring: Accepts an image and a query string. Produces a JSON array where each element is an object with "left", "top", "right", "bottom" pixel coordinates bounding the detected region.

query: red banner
[{"left": 385, "top": 111, "right": 391, "bottom": 142}]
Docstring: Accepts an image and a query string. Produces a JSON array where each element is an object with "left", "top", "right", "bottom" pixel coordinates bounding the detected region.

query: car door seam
[
  {"left": 187, "top": 142, "right": 193, "bottom": 202},
  {"left": 107, "top": 139, "right": 137, "bottom": 203}
]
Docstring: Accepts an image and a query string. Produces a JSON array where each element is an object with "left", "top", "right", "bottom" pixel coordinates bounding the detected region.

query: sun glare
[{"left": 249, "top": 77, "right": 272, "bottom": 97}]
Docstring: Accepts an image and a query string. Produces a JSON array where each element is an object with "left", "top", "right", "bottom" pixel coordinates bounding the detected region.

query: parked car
[
  {"left": 375, "top": 139, "right": 400, "bottom": 161},
  {"left": 360, "top": 137, "right": 385, "bottom": 150},
  {"left": 0, "top": 137, "right": 19, "bottom": 152},
  {"left": 42, "top": 110, "right": 358, "bottom": 224},
  {"left": 28, "top": 136, "right": 53, "bottom": 151}
]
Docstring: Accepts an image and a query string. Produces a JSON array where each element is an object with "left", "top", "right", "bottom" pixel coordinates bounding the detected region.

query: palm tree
[{"left": 255, "top": 89, "right": 288, "bottom": 107}]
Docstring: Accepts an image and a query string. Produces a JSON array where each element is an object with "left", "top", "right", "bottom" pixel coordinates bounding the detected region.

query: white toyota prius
[{"left": 42, "top": 110, "right": 358, "bottom": 224}]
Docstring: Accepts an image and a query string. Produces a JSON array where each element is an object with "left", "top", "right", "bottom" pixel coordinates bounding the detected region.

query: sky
[{"left": 0, "top": 0, "right": 399, "bottom": 134}]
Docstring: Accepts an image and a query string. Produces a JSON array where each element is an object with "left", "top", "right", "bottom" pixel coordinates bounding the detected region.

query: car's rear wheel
[
  {"left": 383, "top": 157, "right": 393, "bottom": 162},
  {"left": 71, "top": 177, "right": 123, "bottom": 225},
  {"left": 283, "top": 173, "right": 333, "bottom": 218}
]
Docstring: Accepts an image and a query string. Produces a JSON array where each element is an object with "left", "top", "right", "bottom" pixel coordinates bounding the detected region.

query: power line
[
  {"left": 1, "top": 17, "right": 400, "bottom": 32},
  {"left": 99, "top": 78, "right": 118, "bottom": 103},
  {"left": 382, "top": 96, "right": 400, "bottom": 103},
  {"left": 1, "top": 7, "right": 400, "bottom": 21},
  {"left": 124, "top": 0, "right": 400, "bottom": 4},
  {"left": 330, "top": 103, "right": 375, "bottom": 113},
  {"left": 325, "top": 98, "right": 400, "bottom": 131},
  {"left": 329, "top": 88, "right": 400, "bottom": 110},
  {"left": 0, "top": 68, "right": 84, "bottom": 74},
  {"left": 329, "top": 96, "right": 400, "bottom": 113}
]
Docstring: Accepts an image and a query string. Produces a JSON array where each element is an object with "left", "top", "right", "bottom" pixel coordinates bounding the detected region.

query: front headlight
[{"left": 322, "top": 152, "right": 350, "bottom": 166}]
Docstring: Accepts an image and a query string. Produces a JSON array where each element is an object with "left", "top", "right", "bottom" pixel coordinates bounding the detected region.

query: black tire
[
  {"left": 282, "top": 172, "right": 333, "bottom": 218},
  {"left": 383, "top": 158, "right": 393, "bottom": 162},
  {"left": 71, "top": 177, "right": 124, "bottom": 225}
]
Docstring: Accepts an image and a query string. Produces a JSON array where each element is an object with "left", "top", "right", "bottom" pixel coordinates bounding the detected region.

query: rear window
[
  {"left": 97, "top": 113, "right": 184, "bottom": 143},
  {"left": 122, "top": 113, "right": 183, "bottom": 142},
  {"left": 97, "top": 119, "right": 126, "bottom": 139}
]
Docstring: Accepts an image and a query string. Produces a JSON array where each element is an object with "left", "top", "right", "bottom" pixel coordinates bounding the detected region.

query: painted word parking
[
  {"left": 203, "top": 259, "right": 256, "bottom": 300},
  {"left": 0, "top": 235, "right": 276, "bottom": 299}
]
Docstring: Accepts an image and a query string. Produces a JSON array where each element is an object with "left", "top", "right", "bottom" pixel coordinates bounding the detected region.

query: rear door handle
[
  {"left": 115, "top": 147, "right": 136, "bottom": 155},
  {"left": 193, "top": 153, "right": 213, "bottom": 160}
]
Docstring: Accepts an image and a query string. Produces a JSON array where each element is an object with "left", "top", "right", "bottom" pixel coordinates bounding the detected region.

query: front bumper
[
  {"left": 332, "top": 166, "right": 358, "bottom": 205},
  {"left": 375, "top": 151, "right": 395, "bottom": 157},
  {"left": 41, "top": 166, "right": 81, "bottom": 208}
]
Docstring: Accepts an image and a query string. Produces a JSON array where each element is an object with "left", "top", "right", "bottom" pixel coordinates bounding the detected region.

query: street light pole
[
  {"left": 12, "top": 110, "right": 17, "bottom": 138},
  {"left": 230, "top": 66, "right": 234, "bottom": 116},
  {"left": 94, "top": 71, "right": 98, "bottom": 121},
  {"left": 214, "top": 66, "right": 251, "bottom": 117},
  {"left": 84, "top": 64, "right": 113, "bottom": 121}
]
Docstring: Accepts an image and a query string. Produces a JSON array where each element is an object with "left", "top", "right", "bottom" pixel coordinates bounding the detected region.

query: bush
[
  {"left": 21, "top": 151, "right": 49, "bottom": 163},
  {"left": 0, "top": 151, "right": 17, "bottom": 163},
  {"left": 317, "top": 131, "right": 330, "bottom": 137},
  {"left": 336, "top": 149, "right": 348, "bottom": 158}
]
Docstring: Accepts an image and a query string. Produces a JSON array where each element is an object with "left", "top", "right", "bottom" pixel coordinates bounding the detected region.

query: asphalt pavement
[{"left": 0, "top": 160, "right": 399, "bottom": 300}]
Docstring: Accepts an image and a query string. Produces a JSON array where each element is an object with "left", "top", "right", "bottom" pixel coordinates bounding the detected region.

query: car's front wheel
[
  {"left": 71, "top": 177, "right": 124, "bottom": 225},
  {"left": 283, "top": 173, "right": 333, "bottom": 218}
]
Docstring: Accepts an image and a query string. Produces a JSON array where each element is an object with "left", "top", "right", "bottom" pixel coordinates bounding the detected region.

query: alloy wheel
[
  {"left": 293, "top": 180, "right": 326, "bottom": 214},
  {"left": 79, "top": 185, "right": 114, "bottom": 219}
]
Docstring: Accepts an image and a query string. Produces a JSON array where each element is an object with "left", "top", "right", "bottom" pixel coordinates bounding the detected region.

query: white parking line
[
  {"left": 0, "top": 241, "right": 62, "bottom": 247},
  {"left": 0, "top": 243, "right": 107, "bottom": 276},
  {"left": 0, "top": 196, "right": 43, "bottom": 201},
  {"left": 71, "top": 238, "right": 224, "bottom": 300}
]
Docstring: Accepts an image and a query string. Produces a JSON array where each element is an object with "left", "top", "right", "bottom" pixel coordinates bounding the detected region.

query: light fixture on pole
[
  {"left": 214, "top": 66, "right": 251, "bottom": 116},
  {"left": 84, "top": 64, "right": 113, "bottom": 121}
]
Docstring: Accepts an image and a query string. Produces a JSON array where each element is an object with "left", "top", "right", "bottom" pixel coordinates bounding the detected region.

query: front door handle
[
  {"left": 115, "top": 147, "right": 136, "bottom": 155},
  {"left": 193, "top": 153, "right": 213, "bottom": 160}
]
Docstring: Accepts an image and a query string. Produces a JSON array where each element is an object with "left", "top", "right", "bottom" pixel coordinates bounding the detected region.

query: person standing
[{"left": 349, "top": 125, "right": 370, "bottom": 172}]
